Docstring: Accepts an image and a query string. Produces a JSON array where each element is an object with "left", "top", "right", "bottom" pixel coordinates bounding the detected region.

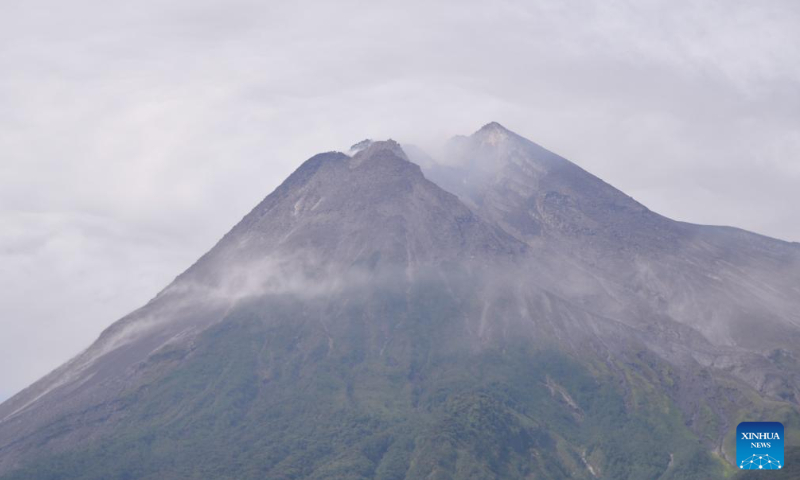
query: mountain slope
[
  {"left": 1, "top": 124, "right": 798, "bottom": 479},
  {"left": 427, "top": 123, "right": 800, "bottom": 392},
  {"left": 0, "top": 140, "right": 522, "bottom": 471}
]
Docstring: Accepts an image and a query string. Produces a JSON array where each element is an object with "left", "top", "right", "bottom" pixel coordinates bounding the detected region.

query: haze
[{"left": 1, "top": 0, "right": 798, "bottom": 402}]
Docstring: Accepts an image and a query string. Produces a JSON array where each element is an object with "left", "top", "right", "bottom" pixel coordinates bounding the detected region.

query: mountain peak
[
  {"left": 477, "top": 121, "right": 510, "bottom": 133},
  {"left": 350, "top": 138, "right": 410, "bottom": 167},
  {"left": 348, "top": 139, "right": 408, "bottom": 160},
  {"left": 472, "top": 121, "right": 513, "bottom": 145},
  {"left": 355, "top": 138, "right": 405, "bottom": 157},
  {"left": 348, "top": 139, "right": 372, "bottom": 154}
]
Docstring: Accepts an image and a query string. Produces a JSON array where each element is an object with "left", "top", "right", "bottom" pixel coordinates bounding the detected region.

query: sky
[{"left": 1, "top": 0, "right": 799, "bottom": 402}]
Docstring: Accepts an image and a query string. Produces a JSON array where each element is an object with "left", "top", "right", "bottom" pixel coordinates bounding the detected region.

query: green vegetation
[{"left": 1, "top": 284, "right": 793, "bottom": 479}]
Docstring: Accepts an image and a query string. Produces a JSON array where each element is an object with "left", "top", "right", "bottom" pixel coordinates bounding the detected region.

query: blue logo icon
[{"left": 737, "top": 422, "right": 784, "bottom": 470}]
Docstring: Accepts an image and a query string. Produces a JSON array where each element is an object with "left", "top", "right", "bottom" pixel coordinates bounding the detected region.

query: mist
[{"left": 2, "top": 0, "right": 800, "bottom": 403}]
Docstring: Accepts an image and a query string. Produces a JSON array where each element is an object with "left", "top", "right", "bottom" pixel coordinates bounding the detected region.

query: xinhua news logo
[{"left": 737, "top": 422, "right": 784, "bottom": 471}]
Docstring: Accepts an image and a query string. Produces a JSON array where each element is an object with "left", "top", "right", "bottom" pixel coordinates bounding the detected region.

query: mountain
[{"left": 1, "top": 124, "right": 798, "bottom": 480}]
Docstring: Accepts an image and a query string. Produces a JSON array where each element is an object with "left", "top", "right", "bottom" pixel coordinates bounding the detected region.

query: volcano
[{"left": 1, "top": 123, "right": 798, "bottom": 480}]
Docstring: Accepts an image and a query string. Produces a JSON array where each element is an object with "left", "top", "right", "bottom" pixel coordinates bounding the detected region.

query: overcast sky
[{"left": 1, "top": 0, "right": 799, "bottom": 402}]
